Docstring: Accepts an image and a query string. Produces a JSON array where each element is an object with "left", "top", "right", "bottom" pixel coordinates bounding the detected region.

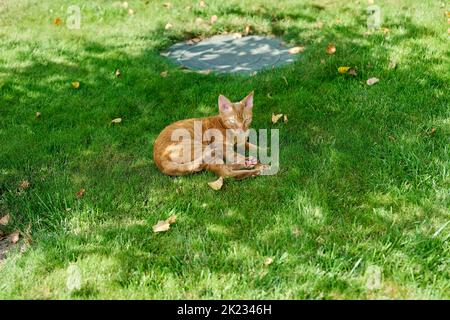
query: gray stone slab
[{"left": 162, "top": 35, "right": 298, "bottom": 74}]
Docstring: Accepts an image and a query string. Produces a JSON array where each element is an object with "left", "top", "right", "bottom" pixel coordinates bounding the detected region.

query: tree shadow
[{"left": 0, "top": 3, "right": 448, "bottom": 299}]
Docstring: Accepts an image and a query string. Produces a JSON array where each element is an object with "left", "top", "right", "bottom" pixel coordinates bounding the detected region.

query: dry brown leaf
[
  {"left": 429, "top": 128, "right": 436, "bottom": 136},
  {"left": 208, "top": 176, "right": 223, "bottom": 190},
  {"left": 366, "top": 77, "right": 379, "bottom": 86},
  {"left": 348, "top": 68, "right": 357, "bottom": 76},
  {"left": 283, "top": 114, "right": 288, "bottom": 123},
  {"left": 186, "top": 37, "right": 201, "bottom": 45},
  {"left": 198, "top": 69, "right": 211, "bottom": 75},
  {"left": 166, "top": 215, "right": 177, "bottom": 224},
  {"left": 326, "top": 43, "right": 336, "bottom": 55},
  {"left": 153, "top": 220, "right": 170, "bottom": 233},
  {"left": 164, "top": 23, "right": 173, "bottom": 30},
  {"left": 199, "top": 0, "right": 206, "bottom": 8},
  {"left": 111, "top": 118, "right": 122, "bottom": 124},
  {"left": 36, "top": 112, "right": 41, "bottom": 118},
  {"left": 71, "top": 81, "right": 80, "bottom": 89},
  {"left": 272, "top": 113, "right": 283, "bottom": 124},
  {"left": 53, "top": 17, "right": 62, "bottom": 26},
  {"left": 19, "top": 180, "right": 30, "bottom": 190},
  {"left": 288, "top": 46, "right": 305, "bottom": 54},
  {"left": 0, "top": 214, "right": 10, "bottom": 226},
  {"left": 10, "top": 231, "right": 20, "bottom": 244},
  {"left": 264, "top": 257, "right": 273, "bottom": 266},
  {"left": 160, "top": 70, "right": 168, "bottom": 77},
  {"left": 245, "top": 25, "right": 252, "bottom": 35},
  {"left": 388, "top": 59, "right": 397, "bottom": 69},
  {"left": 76, "top": 188, "right": 86, "bottom": 199},
  {"left": 210, "top": 15, "right": 218, "bottom": 24}
]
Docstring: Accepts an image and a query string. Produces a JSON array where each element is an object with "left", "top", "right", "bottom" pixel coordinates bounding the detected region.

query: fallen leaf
[
  {"left": 19, "top": 180, "right": 30, "bottom": 190},
  {"left": 166, "top": 215, "right": 177, "bottom": 224},
  {"left": 10, "top": 231, "right": 20, "bottom": 244},
  {"left": 288, "top": 46, "right": 305, "bottom": 54},
  {"left": 210, "top": 15, "right": 218, "bottom": 24},
  {"left": 111, "top": 118, "right": 122, "bottom": 124},
  {"left": 382, "top": 27, "right": 390, "bottom": 34},
  {"left": 208, "top": 176, "right": 223, "bottom": 190},
  {"left": 121, "top": 1, "right": 128, "bottom": 9},
  {"left": 163, "top": 2, "right": 172, "bottom": 8},
  {"left": 348, "top": 68, "right": 357, "bottom": 76},
  {"left": 388, "top": 59, "right": 397, "bottom": 69},
  {"left": 338, "top": 66, "right": 350, "bottom": 74},
  {"left": 320, "top": 59, "right": 326, "bottom": 64},
  {"left": 128, "top": 8, "right": 134, "bottom": 15},
  {"left": 164, "top": 23, "right": 173, "bottom": 30},
  {"left": 115, "top": 69, "right": 121, "bottom": 77},
  {"left": 160, "top": 71, "right": 168, "bottom": 78},
  {"left": 388, "top": 135, "right": 396, "bottom": 141},
  {"left": 366, "top": 77, "right": 379, "bottom": 86},
  {"left": 53, "top": 17, "right": 62, "bottom": 26},
  {"left": 199, "top": 1, "right": 206, "bottom": 8},
  {"left": 71, "top": 81, "right": 80, "bottom": 89},
  {"left": 326, "top": 43, "right": 336, "bottom": 55},
  {"left": 152, "top": 220, "right": 170, "bottom": 233},
  {"left": 272, "top": 113, "right": 283, "bottom": 124},
  {"left": 264, "top": 257, "right": 273, "bottom": 266},
  {"left": 186, "top": 37, "right": 201, "bottom": 45},
  {"left": 245, "top": 25, "right": 252, "bottom": 34},
  {"left": 35, "top": 112, "right": 41, "bottom": 118},
  {"left": 0, "top": 214, "right": 10, "bottom": 226},
  {"left": 292, "top": 227, "right": 300, "bottom": 237},
  {"left": 429, "top": 128, "right": 436, "bottom": 136},
  {"left": 76, "top": 188, "right": 86, "bottom": 199},
  {"left": 283, "top": 114, "right": 288, "bottom": 123},
  {"left": 198, "top": 69, "right": 211, "bottom": 75}
]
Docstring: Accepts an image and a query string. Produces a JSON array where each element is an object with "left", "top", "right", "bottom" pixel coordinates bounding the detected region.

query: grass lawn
[{"left": 0, "top": 0, "right": 449, "bottom": 299}]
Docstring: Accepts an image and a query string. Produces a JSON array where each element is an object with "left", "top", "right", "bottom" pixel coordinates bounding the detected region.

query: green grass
[{"left": 0, "top": 0, "right": 449, "bottom": 299}]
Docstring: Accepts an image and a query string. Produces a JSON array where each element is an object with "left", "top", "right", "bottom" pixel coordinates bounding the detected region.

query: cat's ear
[
  {"left": 241, "top": 91, "right": 254, "bottom": 109},
  {"left": 218, "top": 95, "right": 233, "bottom": 112}
]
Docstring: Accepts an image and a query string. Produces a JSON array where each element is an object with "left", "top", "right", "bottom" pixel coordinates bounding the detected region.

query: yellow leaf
[
  {"left": 288, "top": 46, "right": 305, "bottom": 54},
  {"left": 71, "top": 81, "right": 80, "bottom": 89},
  {"left": 199, "top": 1, "right": 206, "bottom": 8},
  {"left": 283, "top": 114, "right": 288, "bottom": 123},
  {"left": 208, "top": 176, "right": 223, "bottom": 190},
  {"left": 338, "top": 66, "right": 350, "bottom": 74},
  {"left": 160, "top": 70, "right": 168, "bottom": 77},
  {"left": 53, "top": 17, "right": 62, "bottom": 26},
  {"left": 163, "top": 2, "right": 172, "bottom": 8},
  {"left": 164, "top": 23, "right": 173, "bottom": 30},
  {"left": 153, "top": 220, "right": 170, "bottom": 233},
  {"left": 245, "top": 25, "right": 252, "bottom": 35},
  {"left": 128, "top": 9, "right": 134, "bottom": 15},
  {"left": 36, "top": 112, "right": 41, "bottom": 118},
  {"left": 272, "top": 113, "right": 283, "bottom": 124},
  {"left": 111, "top": 118, "right": 122, "bottom": 124},
  {"left": 0, "top": 214, "right": 10, "bottom": 226}
]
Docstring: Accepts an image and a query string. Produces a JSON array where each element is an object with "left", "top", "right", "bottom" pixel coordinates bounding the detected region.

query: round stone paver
[{"left": 162, "top": 35, "right": 297, "bottom": 74}]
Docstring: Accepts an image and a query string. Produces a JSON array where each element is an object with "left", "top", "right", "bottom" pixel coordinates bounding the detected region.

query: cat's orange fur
[{"left": 153, "top": 92, "right": 265, "bottom": 179}]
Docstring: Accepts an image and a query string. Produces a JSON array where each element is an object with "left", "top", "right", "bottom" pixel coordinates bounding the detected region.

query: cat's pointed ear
[
  {"left": 218, "top": 95, "right": 233, "bottom": 112},
  {"left": 241, "top": 91, "right": 254, "bottom": 109}
]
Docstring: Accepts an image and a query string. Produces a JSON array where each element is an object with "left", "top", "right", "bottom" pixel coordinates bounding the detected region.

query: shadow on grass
[{"left": 0, "top": 6, "right": 448, "bottom": 298}]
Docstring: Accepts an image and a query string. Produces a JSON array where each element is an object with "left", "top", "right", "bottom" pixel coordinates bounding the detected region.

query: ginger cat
[{"left": 153, "top": 92, "right": 267, "bottom": 179}]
